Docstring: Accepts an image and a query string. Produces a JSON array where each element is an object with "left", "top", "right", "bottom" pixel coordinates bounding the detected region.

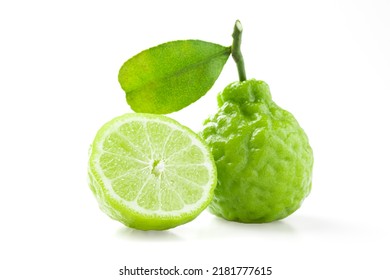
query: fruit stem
[{"left": 232, "top": 20, "right": 247, "bottom": 82}]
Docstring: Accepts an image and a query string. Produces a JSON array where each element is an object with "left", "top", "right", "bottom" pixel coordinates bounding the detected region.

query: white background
[{"left": 1, "top": 0, "right": 389, "bottom": 279}]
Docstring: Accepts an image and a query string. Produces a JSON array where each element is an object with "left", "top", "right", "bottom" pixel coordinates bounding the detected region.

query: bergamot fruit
[
  {"left": 88, "top": 113, "right": 217, "bottom": 230},
  {"left": 201, "top": 79, "right": 313, "bottom": 223}
]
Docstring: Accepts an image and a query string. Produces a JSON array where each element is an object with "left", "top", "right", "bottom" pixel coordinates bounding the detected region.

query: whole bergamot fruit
[{"left": 201, "top": 79, "right": 313, "bottom": 223}]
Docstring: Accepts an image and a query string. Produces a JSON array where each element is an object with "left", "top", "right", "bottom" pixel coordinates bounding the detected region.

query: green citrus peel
[
  {"left": 201, "top": 21, "right": 313, "bottom": 223},
  {"left": 201, "top": 80, "right": 313, "bottom": 223}
]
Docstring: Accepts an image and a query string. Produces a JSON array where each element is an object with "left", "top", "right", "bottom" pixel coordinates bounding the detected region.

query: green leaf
[{"left": 118, "top": 40, "right": 231, "bottom": 114}]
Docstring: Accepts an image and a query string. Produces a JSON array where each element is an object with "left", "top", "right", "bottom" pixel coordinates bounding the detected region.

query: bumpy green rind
[{"left": 201, "top": 79, "right": 313, "bottom": 223}]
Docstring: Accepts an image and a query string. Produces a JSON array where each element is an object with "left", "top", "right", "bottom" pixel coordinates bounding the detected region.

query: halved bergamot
[{"left": 88, "top": 113, "right": 217, "bottom": 230}]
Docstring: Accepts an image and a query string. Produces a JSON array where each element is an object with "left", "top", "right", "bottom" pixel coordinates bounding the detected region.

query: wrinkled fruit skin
[{"left": 201, "top": 79, "right": 313, "bottom": 223}]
